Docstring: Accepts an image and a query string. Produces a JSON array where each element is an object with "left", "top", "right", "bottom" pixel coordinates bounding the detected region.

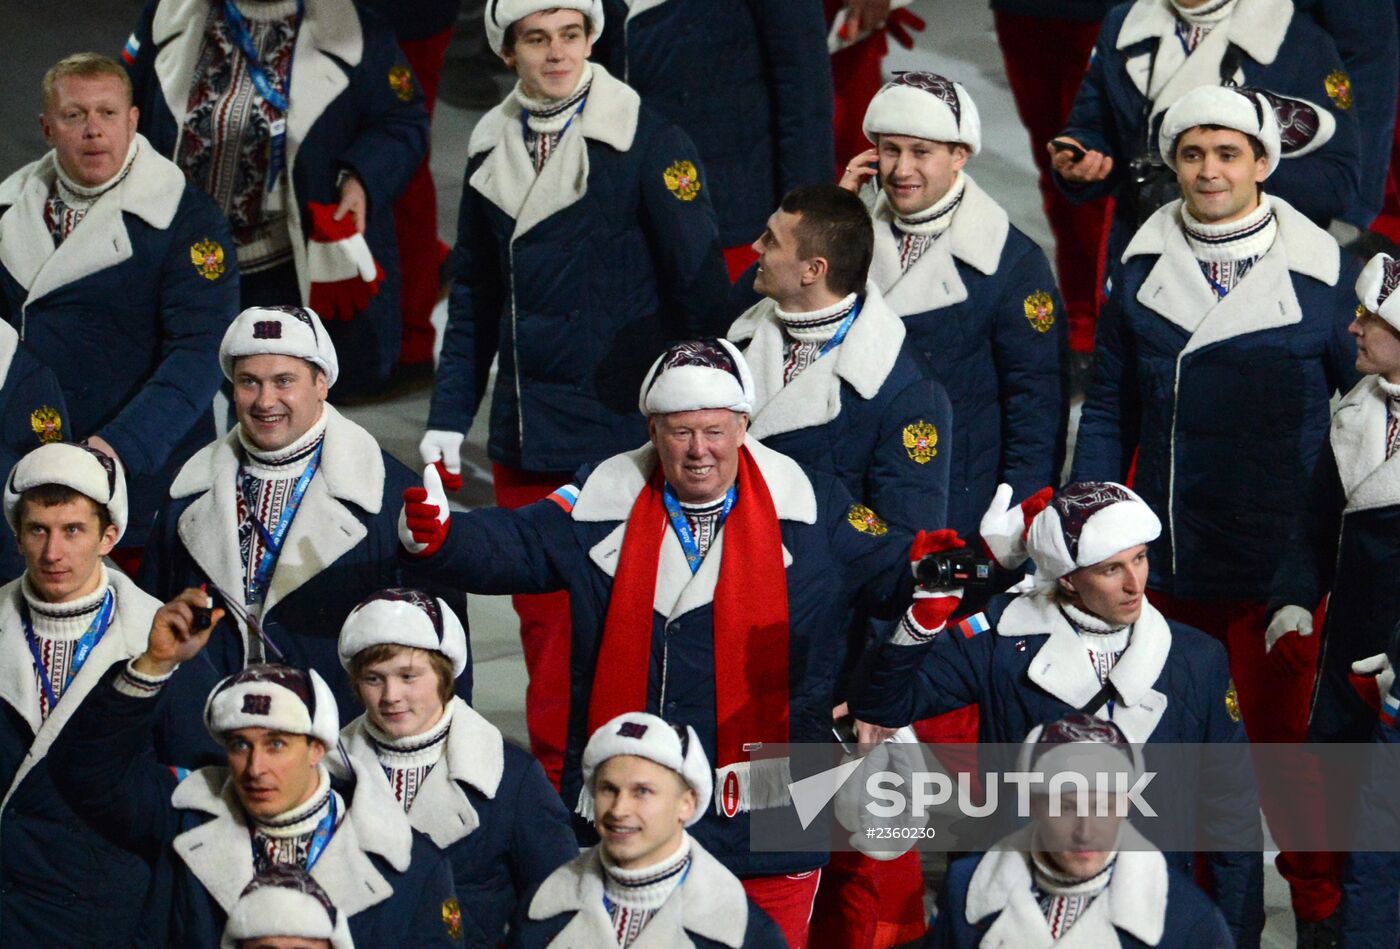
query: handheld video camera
[{"left": 914, "top": 548, "right": 995, "bottom": 590}]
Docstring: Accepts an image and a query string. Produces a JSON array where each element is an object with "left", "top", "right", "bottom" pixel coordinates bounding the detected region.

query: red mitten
[
  {"left": 1270, "top": 629, "right": 1320, "bottom": 677},
  {"left": 885, "top": 8, "right": 925, "bottom": 48},
  {"left": 305, "top": 201, "right": 384, "bottom": 321},
  {"left": 1350, "top": 671, "right": 1382, "bottom": 714},
  {"left": 398, "top": 465, "right": 450, "bottom": 558},
  {"left": 910, "top": 528, "right": 965, "bottom": 565}
]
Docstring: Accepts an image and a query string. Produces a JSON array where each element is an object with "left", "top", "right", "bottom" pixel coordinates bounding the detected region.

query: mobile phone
[
  {"left": 1051, "top": 139, "right": 1087, "bottom": 162},
  {"left": 833, "top": 715, "right": 859, "bottom": 755}
]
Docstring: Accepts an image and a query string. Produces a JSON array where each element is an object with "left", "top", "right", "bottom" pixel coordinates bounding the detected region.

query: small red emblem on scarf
[{"left": 721, "top": 771, "right": 741, "bottom": 817}]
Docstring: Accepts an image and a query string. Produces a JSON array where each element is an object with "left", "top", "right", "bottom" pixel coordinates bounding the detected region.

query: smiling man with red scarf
[{"left": 399, "top": 338, "right": 920, "bottom": 948}]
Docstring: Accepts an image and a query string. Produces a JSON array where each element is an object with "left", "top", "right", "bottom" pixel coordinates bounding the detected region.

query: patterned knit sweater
[
  {"left": 775, "top": 292, "right": 858, "bottom": 384},
  {"left": 1030, "top": 847, "right": 1117, "bottom": 939},
  {"left": 22, "top": 566, "right": 112, "bottom": 721},
  {"left": 600, "top": 835, "right": 693, "bottom": 947},
  {"left": 1380, "top": 377, "right": 1400, "bottom": 459},
  {"left": 1060, "top": 601, "right": 1130, "bottom": 689},
  {"left": 250, "top": 766, "right": 341, "bottom": 873},
  {"left": 367, "top": 704, "right": 453, "bottom": 812},
  {"left": 515, "top": 66, "right": 592, "bottom": 175},
  {"left": 237, "top": 411, "right": 327, "bottom": 609},
  {"left": 1170, "top": 0, "right": 1236, "bottom": 53},
  {"left": 1182, "top": 198, "right": 1276, "bottom": 298},
  {"left": 44, "top": 140, "right": 138, "bottom": 246},
  {"left": 177, "top": 0, "right": 299, "bottom": 271},
  {"left": 890, "top": 171, "right": 966, "bottom": 273}
]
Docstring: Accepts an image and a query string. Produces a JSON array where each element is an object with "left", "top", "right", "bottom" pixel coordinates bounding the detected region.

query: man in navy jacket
[
  {"left": 1051, "top": 0, "right": 1361, "bottom": 282},
  {"left": 48, "top": 591, "right": 458, "bottom": 948},
  {"left": 404, "top": 338, "right": 919, "bottom": 947},
  {"left": 0, "top": 53, "right": 238, "bottom": 556},
  {"left": 591, "top": 0, "right": 834, "bottom": 277},
  {"left": 840, "top": 72, "right": 1067, "bottom": 540},
  {"left": 1071, "top": 85, "right": 1357, "bottom": 937},
  {"left": 421, "top": 0, "right": 729, "bottom": 789}
]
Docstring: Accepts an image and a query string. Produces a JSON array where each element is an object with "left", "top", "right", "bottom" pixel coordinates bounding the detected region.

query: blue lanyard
[
  {"left": 817, "top": 298, "right": 863, "bottom": 358},
  {"left": 518, "top": 99, "right": 587, "bottom": 146},
  {"left": 240, "top": 443, "right": 323, "bottom": 601},
  {"left": 661, "top": 484, "right": 737, "bottom": 575},
  {"left": 222, "top": 0, "right": 302, "bottom": 187},
  {"left": 23, "top": 589, "right": 115, "bottom": 711},
  {"left": 303, "top": 793, "right": 336, "bottom": 870}
]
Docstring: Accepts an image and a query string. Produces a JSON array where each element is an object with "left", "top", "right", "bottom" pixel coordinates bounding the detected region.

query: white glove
[
  {"left": 1265, "top": 605, "right": 1313, "bottom": 653},
  {"left": 419, "top": 430, "right": 465, "bottom": 492},
  {"left": 979, "top": 483, "right": 1028, "bottom": 570},
  {"left": 1353, "top": 653, "right": 1396, "bottom": 704}
]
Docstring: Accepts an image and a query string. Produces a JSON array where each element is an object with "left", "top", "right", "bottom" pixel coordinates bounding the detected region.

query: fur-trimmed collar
[
  {"left": 171, "top": 755, "right": 413, "bottom": 917},
  {"left": 998, "top": 592, "right": 1171, "bottom": 742},
  {"left": 339, "top": 697, "right": 505, "bottom": 849},
  {"left": 965, "top": 824, "right": 1169, "bottom": 948},
  {"left": 727, "top": 281, "right": 906, "bottom": 440},
  {"left": 869, "top": 174, "right": 1010, "bottom": 318},
  {"left": 1121, "top": 197, "right": 1338, "bottom": 355},
  {"left": 0, "top": 321, "right": 19, "bottom": 389},
  {"left": 0, "top": 136, "right": 186, "bottom": 310},
  {"left": 1330, "top": 374, "right": 1400, "bottom": 513},
  {"left": 0, "top": 570, "right": 159, "bottom": 810},
  {"left": 527, "top": 837, "right": 750, "bottom": 948},
  {"left": 466, "top": 62, "right": 639, "bottom": 240},
  {"left": 573, "top": 439, "right": 810, "bottom": 619},
  {"left": 1118, "top": 0, "right": 1292, "bottom": 106},
  {"left": 168, "top": 404, "right": 384, "bottom": 622}
]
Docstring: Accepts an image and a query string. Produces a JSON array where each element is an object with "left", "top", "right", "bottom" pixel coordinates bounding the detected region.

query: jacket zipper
[{"left": 507, "top": 240, "right": 525, "bottom": 452}]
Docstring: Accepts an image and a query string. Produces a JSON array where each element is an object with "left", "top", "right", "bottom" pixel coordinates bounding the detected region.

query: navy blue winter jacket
[
  {"left": 48, "top": 665, "right": 459, "bottom": 949},
  {"left": 0, "top": 332, "right": 69, "bottom": 583},
  {"left": 125, "top": 0, "right": 430, "bottom": 396},
  {"left": 593, "top": 0, "right": 835, "bottom": 248},
  {"left": 428, "top": 65, "right": 730, "bottom": 473},
  {"left": 406, "top": 438, "right": 917, "bottom": 878},
  {"left": 1072, "top": 198, "right": 1358, "bottom": 600},
  {"left": 0, "top": 143, "right": 238, "bottom": 548}
]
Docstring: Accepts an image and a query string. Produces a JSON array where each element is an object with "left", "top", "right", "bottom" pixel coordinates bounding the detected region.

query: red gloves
[
  {"left": 305, "top": 201, "right": 384, "bottom": 321},
  {"left": 399, "top": 465, "right": 450, "bottom": 558},
  {"left": 885, "top": 8, "right": 925, "bottom": 48},
  {"left": 979, "top": 484, "right": 1053, "bottom": 569},
  {"left": 1265, "top": 605, "right": 1317, "bottom": 676},
  {"left": 903, "top": 529, "right": 965, "bottom": 640}
]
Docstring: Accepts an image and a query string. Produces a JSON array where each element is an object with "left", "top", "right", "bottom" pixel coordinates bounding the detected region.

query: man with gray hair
[{"left": 403, "top": 337, "right": 921, "bottom": 947}]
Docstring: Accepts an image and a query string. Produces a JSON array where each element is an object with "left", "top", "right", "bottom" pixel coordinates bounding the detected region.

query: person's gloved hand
[
  {"left": 1350, "top": 652, "right": 1396, "bottom": 714},
  {"left": 418, "top": 430, "right": 465, "bottom": 492},
  {"left": 885, "top": 7, "right": 925, "bottom": 48},
  {"left": 305, "top": 201, "right": 384, "bottom": 321},
  {"left": 399, "top": 465, "right": 450, "bottom": 557},
  {"left": 900, "top": 529, "right": 965, "bottom": 643},
  {"left": 979, "top": 483, "right": 1053, "bottom": 570},
  {"left": 1265, "top": 605, "right": 1316, "bottom": 676}
]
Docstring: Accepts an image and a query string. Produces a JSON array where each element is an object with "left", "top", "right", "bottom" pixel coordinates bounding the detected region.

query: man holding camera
[
  {"left": 1050, "top": 0, "right": 1360, "bottom": 283},
  {"left": 401, "top": 338, "right": 920, "bottom": 948},
  {"left": 851, "top": 480, "right": 1263, "bottom": 948},
  {"left": 1071, "top": 85, "right": 1357, "bottom": 942}
]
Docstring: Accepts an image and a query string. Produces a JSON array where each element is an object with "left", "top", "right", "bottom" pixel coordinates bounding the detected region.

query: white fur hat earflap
[
  {"left": 485, "top": 0, "right": 604, "bottom": 54},
  {"left": 638, "top": 338, "right": 755, "bottom": 416},
  {"left": 580, "top": 712, "right": 712, "bottom": 827},
  {"left": 204, "top": 664, "right": 340, "bottom": 750},
  {"left": 338, "top": 588, "right": 469, "bottom": 679},
  {"left": 863, "top": 71, "right": 981, "bottom": 154},
  {"left": 1357, "top": 253, "right": 1400, "bottom": 334},
  {"left": 4, "top": 443, "right": 128, "bottom": 542},
  {"left": 220, "top": 305, "right": 339, "bottom": 388}
]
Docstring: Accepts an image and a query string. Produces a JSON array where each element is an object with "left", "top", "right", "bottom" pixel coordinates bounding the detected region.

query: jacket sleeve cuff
[
  {"left": 113, "top": 659, "right": 177, "bottom": 699},
  {"left": 891, "top": 610, "right": 942, "bottom": 646}
]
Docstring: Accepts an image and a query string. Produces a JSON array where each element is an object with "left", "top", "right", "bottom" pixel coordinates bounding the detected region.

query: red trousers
[
  {"left": 492, "top": 463, "right": 573, "bottom": 788},
  {"left": 1370, "top": 81, "right": 1400, "bottom": 244},
  {"left": 724, "top": 244, "right": 760, "bottom": 283},
  {"left": 826, "top": 0, "right": 888, "bottom": 180},
  {"left": 742, "top": 869, "right": 822, "bottom": 949},
  {"left": 394, "top": 29, "right": 454, "bottom": 366},
  {"left": 809, "top": 852, "right": 926, "bottom": 949},
  {"left": 1147, "top": 590, "right": 1343, "bottom": 921},
  {"left": 994, "top": 11, "right": 1108, "bottom": 354}
]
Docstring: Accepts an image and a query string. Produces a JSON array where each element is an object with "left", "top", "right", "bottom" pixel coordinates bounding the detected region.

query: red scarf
[{"left": 588, "top": 445, "right": 790, "bottom": 770}]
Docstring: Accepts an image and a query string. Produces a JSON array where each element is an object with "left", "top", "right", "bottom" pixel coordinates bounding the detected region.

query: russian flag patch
[
  {"left": 546, "top": 483, "right": 579, "bottom": 513},
  {"left": 955, "top": 612, "right": 990, "bottom": 639},
  {"left": 121, "top": 33, "right": 141, "bottom": 66},
  {"left": 1382, "top": 694, "right": 1399, "bottom": 728},
  {"left": 167, "top": 765, "right": 190, "bottom": 783}
]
